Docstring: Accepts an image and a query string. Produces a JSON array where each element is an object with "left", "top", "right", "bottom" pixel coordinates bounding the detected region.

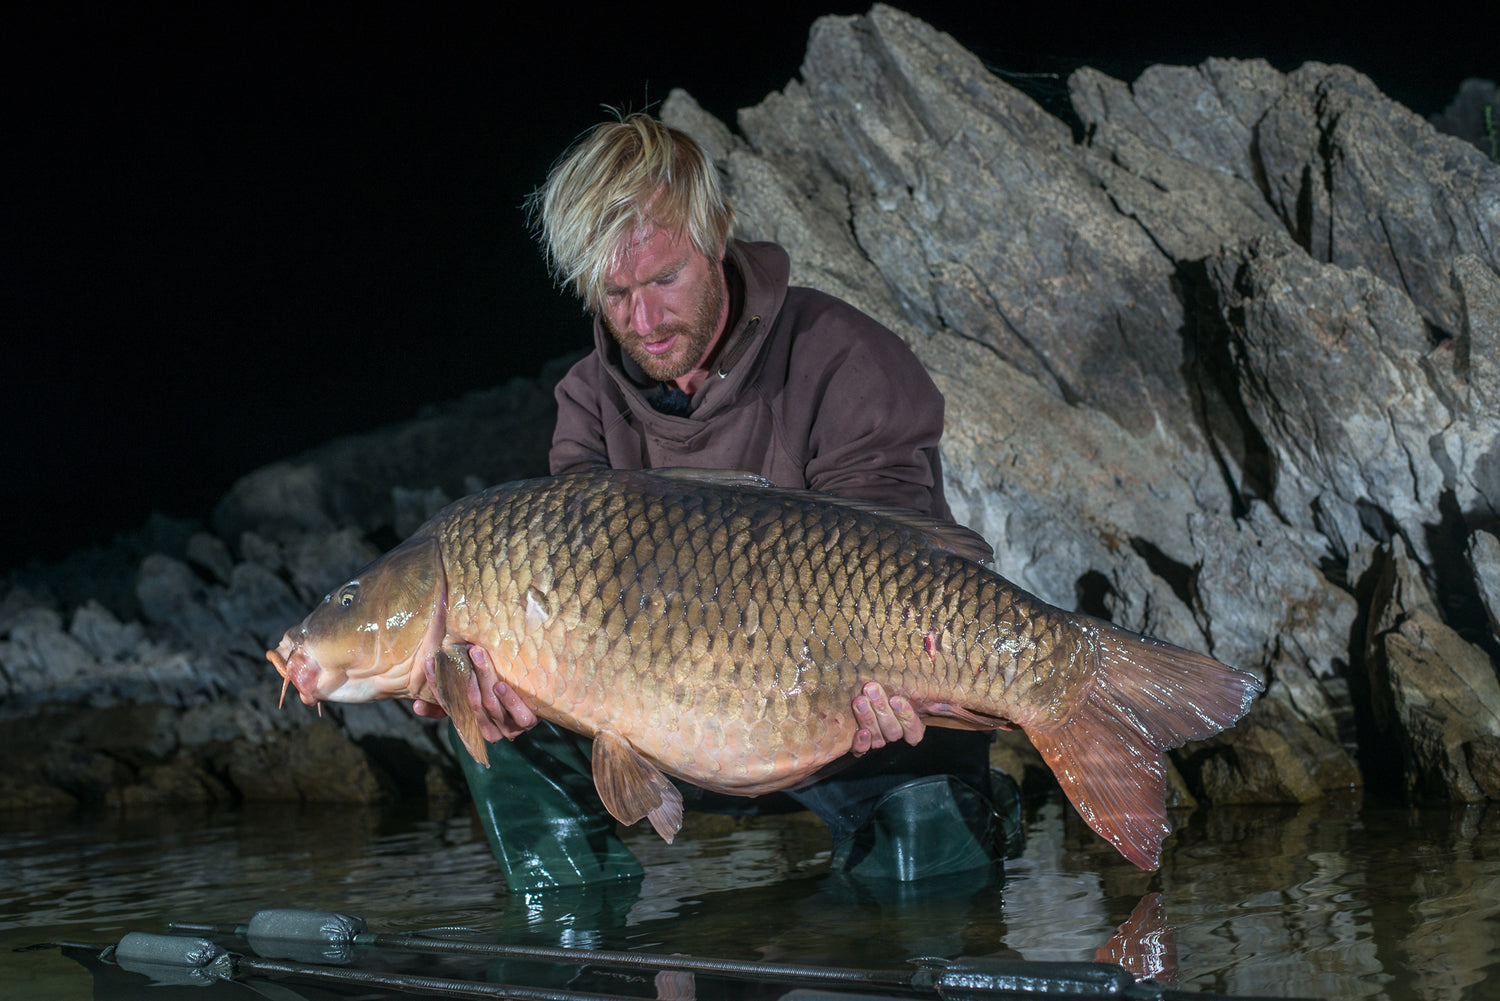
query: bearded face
[{"left": 599, "top": 227, "right": 727, "bottom": 385}]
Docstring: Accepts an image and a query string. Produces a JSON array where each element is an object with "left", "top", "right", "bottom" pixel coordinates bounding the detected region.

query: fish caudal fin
[
  {"left": 1028, "top": 623, "right": 1262, "bottom": 870},
  {"left": 591, "top": 730, "right": 684, "bottom": 843}
]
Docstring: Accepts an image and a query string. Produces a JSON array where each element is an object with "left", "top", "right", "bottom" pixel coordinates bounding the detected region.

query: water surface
[{"left": 2, "top": 793, "right": 1497, "bottom": 1000}]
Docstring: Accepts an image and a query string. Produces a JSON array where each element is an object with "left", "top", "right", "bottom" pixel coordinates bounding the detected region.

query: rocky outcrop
[
  {"left": 662, "top": 6, "right": 1496, "bottom": 802},
  {"left": 3, "top": 5, "right": 1496, "bottom": 813},
  {"left": 0, "top": 373, "right": 562, "bottom": 808}
]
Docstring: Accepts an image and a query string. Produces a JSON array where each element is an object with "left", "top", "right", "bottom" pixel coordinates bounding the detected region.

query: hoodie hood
[{"left": 591, "top": 240, "right": 791, "bottom": 429}]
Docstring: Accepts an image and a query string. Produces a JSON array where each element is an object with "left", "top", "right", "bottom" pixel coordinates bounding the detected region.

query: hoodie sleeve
[{"left": 793, "top": 299, "right": 953, "bottom": 521}]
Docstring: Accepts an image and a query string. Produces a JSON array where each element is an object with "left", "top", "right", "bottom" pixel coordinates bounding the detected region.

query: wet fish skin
[{"left": 268, "top": 468, "right": 1262, "bottom": 869}]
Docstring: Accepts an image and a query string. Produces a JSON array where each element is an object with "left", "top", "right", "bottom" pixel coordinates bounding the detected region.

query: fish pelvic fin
[
  {"left": 915, "top": 702, "right": 1016, "bottom": 730},
  {"left": 433, "top": 645, "right": 490, "bottom": 768},
  {"left": 1029, "top": 623, "right": 1263, "bottom": 870},
  {"left": 591, "top": 730, "right": 684, "bottom": 843}
]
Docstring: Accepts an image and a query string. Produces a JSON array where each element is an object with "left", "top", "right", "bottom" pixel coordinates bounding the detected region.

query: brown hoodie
[{"left": 550, "top": 240, "right": 952, "bottom": 520}]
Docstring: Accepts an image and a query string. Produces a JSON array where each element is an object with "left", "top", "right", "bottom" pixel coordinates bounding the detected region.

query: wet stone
[{"left": 1467, "top": 736, "right": 1500, "bottom": 800}]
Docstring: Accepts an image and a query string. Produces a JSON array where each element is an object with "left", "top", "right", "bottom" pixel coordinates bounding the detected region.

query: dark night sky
[{"left": 4, "top": 2, "right": 1494, "bottom": 570}]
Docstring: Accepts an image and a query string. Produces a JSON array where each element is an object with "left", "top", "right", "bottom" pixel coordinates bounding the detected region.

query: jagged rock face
[
  {"left": 661, "top": 5, "right": 1497, "bottom": 804},
  {"left": 2, "top": 5, "right": 1496, "bottom": 810}
]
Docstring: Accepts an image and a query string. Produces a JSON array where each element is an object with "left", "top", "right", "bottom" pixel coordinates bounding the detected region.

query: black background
[{"left": 5, "top": 2, "right": 1494, "bottom": 569}]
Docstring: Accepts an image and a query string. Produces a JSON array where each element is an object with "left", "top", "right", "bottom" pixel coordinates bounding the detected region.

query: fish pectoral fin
[
  {"left": 914, "top": 701, "right": 1013, "bottom": 731},
  {"left": 591, "top": 730, "right": 684, "bottom": 844},
  {"left": 433, "top": 645, "right": 489, "bottom": 768}
]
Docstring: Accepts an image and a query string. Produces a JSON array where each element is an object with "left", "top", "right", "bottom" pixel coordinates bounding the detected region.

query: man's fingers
[
  {"left": 470, "top": 647, "right": 504, "bottom": 717},
  {"left": 890, "top": 694, "right": 925, "bottom": 744},
  {"left": 864, "top": 681, "right": 904, "bottom": 742},
  {"left": 852, "top": 682, "right": 925, "bottom": 752},
  {"left": 495, "top": 681, "right": 538, "bottom": 731},
  {"left": 411, "top": 698, "right": 446, "bottom": 720},
  {"left": 852, "top": 692, "right": 881, "bottom": 748}
]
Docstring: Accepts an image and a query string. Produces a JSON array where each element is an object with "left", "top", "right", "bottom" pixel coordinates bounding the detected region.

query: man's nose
[{"left": 630, "top": 290, "right": 665, "bottom": 336}]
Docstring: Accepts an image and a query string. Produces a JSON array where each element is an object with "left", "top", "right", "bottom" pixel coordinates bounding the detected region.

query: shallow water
[{"left": 2, "top": 792, "right": 1497, "bottom": 1000}]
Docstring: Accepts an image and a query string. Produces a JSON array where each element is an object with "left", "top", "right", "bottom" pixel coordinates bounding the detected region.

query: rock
[
  {"left": 727, "top": 8, "right": 1202, "bottom": 441},
  {"left": 73, "top": 703, "right": 181, "bottom": 759},
  {"left": 212, "top": 370, "right": 562, "bottom": 542},
  {"left": 1472, "top": 529, "right": 1500, "bottom": 645},
  {"left": 136, "top": 553, "right": 229, "bottom": 644},
  {"left": 1205, "top": 231, "right": 1497, "bottom": 572},
  {"left": 1366, "top": 542, "right": 1500, "bottom": 802},
  {"left": 70, "top": 600, "right": 145, "bottom": 661},
  {"left": 42, "top": 743, "right": 131, "bottom": 806},
  {"left": 280, "top": 529, "right": 382, "bottom": 603},
  {"left": 0, "top": 606, "right": 99, "bottom": 706},
  {"left": 1068, "top": 58, "right": 1288, "bottom": 263},
  {"left": 1428, "top": 78, "right": 1500, "bottom": 157},
  {"left": 1255, "top": 65, "right": 1498, "bottom": 340},
  {"left": 114, "top": 756, "right": 231, "bottom": 808},
  {"left": 1468, "top": 736, "right": 1500, "bottom": 798},
  {"left": 213, "top": 561, "right": 305, "bottom": 653},
  {"left": 1181, "top": 696, "right": 1359, "bottom": 805},
  {"left": 186, "top": 531, "right": 236, "bottom": 584},
  {"left": 392, "top": 485, "right": 453, "bottom": 540},
  {"left": 212, "top": 721, "right": 395, "bottom": 804},
  {"left": 0, "top": 767, "right": 78, "bottom": 811},
  {"left": 175, "top": 697, "right": 285, "bottom": 748}
]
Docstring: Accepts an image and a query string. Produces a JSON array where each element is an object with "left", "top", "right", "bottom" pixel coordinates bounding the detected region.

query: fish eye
[{"left": 336, "top": 582, "right": 360, "bottom": 607}]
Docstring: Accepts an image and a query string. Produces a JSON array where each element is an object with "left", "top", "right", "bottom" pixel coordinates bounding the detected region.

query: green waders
[
  {"left": 451, "top": 723, "right": 642, "bottom": 890},
  {"left": 458, "top": 723, "right": 1021, "bottom": 890},
  {"left": 828, "top": 769, "right": 1023, "bottom": 880}
]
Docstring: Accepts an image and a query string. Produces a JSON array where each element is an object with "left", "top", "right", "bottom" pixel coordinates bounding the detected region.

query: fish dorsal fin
[
  {"left": 642, "top": 467, "right": 994, "bottom": 565},
  {"left": 591, "top": 730, "right": 684, "bottom": 843},
  {"left": 646, "top": 467, "right": 775, "bottom": 489}
]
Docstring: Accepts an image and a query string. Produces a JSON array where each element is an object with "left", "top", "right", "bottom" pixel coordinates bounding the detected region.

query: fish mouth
[{"left": 266, "top": 634, "right": 324, "bottom": 709}]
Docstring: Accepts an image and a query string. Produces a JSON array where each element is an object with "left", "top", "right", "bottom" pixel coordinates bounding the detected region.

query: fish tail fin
[{"left": 1027, "top": 623, "right": 1262, "bottom": 870}]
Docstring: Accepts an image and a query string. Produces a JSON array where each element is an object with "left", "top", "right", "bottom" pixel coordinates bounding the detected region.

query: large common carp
[{"left": 267, "top": 468, "right": 1260, "bottom": 869}]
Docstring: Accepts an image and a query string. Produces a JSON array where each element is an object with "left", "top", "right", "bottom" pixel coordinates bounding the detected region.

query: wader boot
[
  {"left": 830, "top": 774, "right": 994, "bottom": 880},
  {"left": 453, "top": 722, "right": 642, "bottom": 891}
]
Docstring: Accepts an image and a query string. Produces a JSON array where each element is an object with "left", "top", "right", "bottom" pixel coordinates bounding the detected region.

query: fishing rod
[
  {"left": 60, "top": 908, "right": 1314, "bottom": 1001},
  {"left": 169, "top": 908, "right": 1180, "bottom": 996},
  {"left": 170, "top": 909, "right": 926, "bottom": 991}
]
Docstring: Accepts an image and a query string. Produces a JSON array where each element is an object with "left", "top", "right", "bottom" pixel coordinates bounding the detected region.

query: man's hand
[
  {"left": 410, "top": 645, "right": 538, "bottom": 742},
  {"left": 851, "top": 681, "right": 925, "bottom": 756}
]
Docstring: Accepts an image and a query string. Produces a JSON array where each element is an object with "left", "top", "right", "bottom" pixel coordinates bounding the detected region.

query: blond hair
[{"left": 529, "top": 113, "right": 734, "bottom": 311}]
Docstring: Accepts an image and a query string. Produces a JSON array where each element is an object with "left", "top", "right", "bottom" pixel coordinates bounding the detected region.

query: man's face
[{"left": 599, "top": 225, "right": 725, "bottom": 385}]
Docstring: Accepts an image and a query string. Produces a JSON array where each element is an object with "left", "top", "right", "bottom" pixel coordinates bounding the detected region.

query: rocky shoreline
[{"left": 3, "top": 5, "right": 1497, "bottom": 817}]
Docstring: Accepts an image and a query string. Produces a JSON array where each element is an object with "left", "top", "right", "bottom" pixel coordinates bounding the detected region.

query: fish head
[{"left": 267, "top": 535, "right": 447, "bottom": 707}]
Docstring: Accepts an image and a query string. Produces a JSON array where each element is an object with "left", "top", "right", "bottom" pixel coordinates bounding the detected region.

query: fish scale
[{"left": 268, "top": 467, "right": 1262, "bottom": 869}]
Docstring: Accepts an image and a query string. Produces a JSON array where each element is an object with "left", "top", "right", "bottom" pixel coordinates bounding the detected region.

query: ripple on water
[{"left": 1, "top": 794, "right": 1498, "bottom": 1000}]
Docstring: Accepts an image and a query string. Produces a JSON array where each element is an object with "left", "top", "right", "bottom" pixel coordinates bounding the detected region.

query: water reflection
[{"left": 2, "top": 794, "right": 1498, "bottom": 1000}]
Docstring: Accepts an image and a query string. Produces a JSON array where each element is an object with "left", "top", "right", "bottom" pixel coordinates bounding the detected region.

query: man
[{"left": 420, "top": 113, "right": 1003, "bottom": 889}]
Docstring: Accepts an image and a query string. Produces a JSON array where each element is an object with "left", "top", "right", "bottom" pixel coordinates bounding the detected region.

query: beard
[{"left": 607, "top": 269, "right": 726, "bottom": 384}]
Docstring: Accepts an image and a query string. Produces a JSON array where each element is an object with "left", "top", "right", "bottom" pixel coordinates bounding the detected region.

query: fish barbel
[{"left": 267, "top": 468, "right": 1260, "bottom": 869}]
